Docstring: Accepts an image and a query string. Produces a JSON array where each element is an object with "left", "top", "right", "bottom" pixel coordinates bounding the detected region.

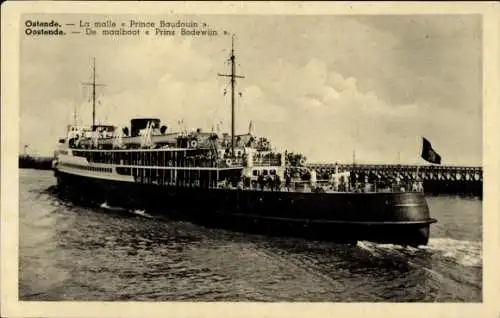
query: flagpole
[{"left": 417, "top": 136, "right": 422, "bottom": 181}]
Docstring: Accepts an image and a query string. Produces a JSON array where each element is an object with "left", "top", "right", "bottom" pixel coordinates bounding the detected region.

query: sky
[{"left": 20, "top": 14, "right": 482, "bottom": 165}]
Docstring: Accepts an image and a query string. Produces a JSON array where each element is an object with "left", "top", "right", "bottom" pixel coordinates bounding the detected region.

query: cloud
[{"left": 20, "top": 15, "right": 481, "bottom": 166}]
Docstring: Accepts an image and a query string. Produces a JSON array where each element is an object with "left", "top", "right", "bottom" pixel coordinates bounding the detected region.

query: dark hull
[{"left": 54, "top": 170, "right": 436, "bottom": 246}]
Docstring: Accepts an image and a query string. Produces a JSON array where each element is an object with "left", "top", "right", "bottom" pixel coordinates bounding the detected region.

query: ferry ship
[{"left": 52, "top": 39, "right": 437, "bottom": 247}]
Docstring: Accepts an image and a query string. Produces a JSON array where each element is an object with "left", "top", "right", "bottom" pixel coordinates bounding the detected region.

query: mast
[
  {"left": 73, "top": 103, "right": 77, "bottom": 126},
  {"left": 230, "top": 39, "right": 235, "bottom": 155},
  {"left": 91, "top": 58, "right": 95, "bottom": 128},
  {"left": 83, "top": 58, "right": 105, "bottom": 130},
  {"left": 218, "top": 35, "right": 245, "bottom": 157}
]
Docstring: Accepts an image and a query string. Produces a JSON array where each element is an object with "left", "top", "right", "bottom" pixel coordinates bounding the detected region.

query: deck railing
[
  {"left": 252, "top": 159, "right": 281, "bottom": 166},
  {"left": 282, "top": 180, "right": 424, "bottom": 193}
]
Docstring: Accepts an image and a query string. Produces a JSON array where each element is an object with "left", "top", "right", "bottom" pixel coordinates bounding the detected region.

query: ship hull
[{"left": 54, "top": 170, "right": 436, "bottom": 246}]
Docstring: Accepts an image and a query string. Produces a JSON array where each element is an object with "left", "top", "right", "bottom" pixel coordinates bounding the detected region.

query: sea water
[{"left": 18, "top": 169, "right": 482, "bottom": 302}]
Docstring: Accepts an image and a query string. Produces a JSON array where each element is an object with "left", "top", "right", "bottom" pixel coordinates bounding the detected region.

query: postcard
[{"left": 2, "top": 1, "right": 499, "bottom": 318}]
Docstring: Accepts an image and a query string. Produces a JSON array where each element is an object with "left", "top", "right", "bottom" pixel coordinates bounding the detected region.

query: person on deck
[
  {"left": 285, "top": 172, "right": 291, "bottom": 191},
  {"left": 309, "top": 169, "right": 317, "bottom": 191},
  {"left": 274, "top": 175, "right": 282, "bottom": 191},
  {"left": 237, "top": 179, "right": 244, "bottom": 190},
  {"left": 243, "top": 176, "right": 251, "bottom": 188},
  {"left": 258, "top": 174, "right": 265, "bottom": 191},
  {"left": 267, "top": 175, "right": 274, "bottom": 191},
  {"left": 412, "top": 182, "right": 418, "bottom": 192}
]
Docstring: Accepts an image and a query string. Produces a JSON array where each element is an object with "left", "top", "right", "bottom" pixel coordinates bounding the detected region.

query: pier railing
[
  {"left": 19, "top": 155, "right": 53, "bottom": 170},
  {"left": 306, "top": 163, "right": 482, "bottom": 182}
]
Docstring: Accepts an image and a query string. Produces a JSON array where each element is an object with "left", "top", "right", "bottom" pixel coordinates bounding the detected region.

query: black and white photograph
[{"left": 2, "top": 2, "right": 498, "bottom": 318}]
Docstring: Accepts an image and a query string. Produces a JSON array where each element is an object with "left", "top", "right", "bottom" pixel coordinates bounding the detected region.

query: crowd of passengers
[{"left": 219, "top": 168, "right": 424, "bottom": 193}]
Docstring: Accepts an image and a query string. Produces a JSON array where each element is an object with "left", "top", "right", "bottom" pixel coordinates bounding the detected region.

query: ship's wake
[
  {"left": 131, "top": 209, "right": 153, "bottom": 219},
  {"left": 358, "top": 237, "right": 482, "bottom": 268},
  {"left": 99, "top": 202, "right": 153, "bottom": 219},
  {"left": 425, "top": 237, "right": 482, "bottom": 268},
  {"left": 99, "top": 202, "right": 126, "bottom": 212}
]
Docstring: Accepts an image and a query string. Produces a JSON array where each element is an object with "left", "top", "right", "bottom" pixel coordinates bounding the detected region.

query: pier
[
  {"left": 19, "top": 155, "right": 53, "bottom": 170},
  {"left": 307, "top": 163, "right": 482, "bottom": 196}
]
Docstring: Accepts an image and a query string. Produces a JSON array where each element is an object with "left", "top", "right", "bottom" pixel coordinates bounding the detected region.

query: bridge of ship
[{"left": 306, "top": 164, "right": 483, "bottom": 182}]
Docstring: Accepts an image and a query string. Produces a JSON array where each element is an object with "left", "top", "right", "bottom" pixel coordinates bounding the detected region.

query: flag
[{"left": 421, "top": 137, "right": 441, "bottom": 164}]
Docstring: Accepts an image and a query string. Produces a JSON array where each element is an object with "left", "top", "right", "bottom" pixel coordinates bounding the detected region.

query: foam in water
[
  {"left": 132, "top": 209, "right": 153, "bottom": 219},
  {"left": 99, "top": 202, "right": 126, "bottom": 212},
  {"left": 358, "top": 238, "right": 482, "bottom": 268},
  {"left": 100, "top": 202, "right": 110, "bottom": 209},
  {"left": 99, "top": 202, "right": 152, "bottom": 218},
  {"left": 427, "top": 238, "right": 482, "bottom": 268}
]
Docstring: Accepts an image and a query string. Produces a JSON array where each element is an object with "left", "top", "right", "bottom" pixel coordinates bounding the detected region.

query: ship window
[
  {"left": 270, "top": 169, "right": 276, "bottom": 175},
  {"left": 253, "top": 170, "right": 258, "bottom": 176},
  {"left": 263, "top": 169, "right": 268, "bottom": 176}
]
